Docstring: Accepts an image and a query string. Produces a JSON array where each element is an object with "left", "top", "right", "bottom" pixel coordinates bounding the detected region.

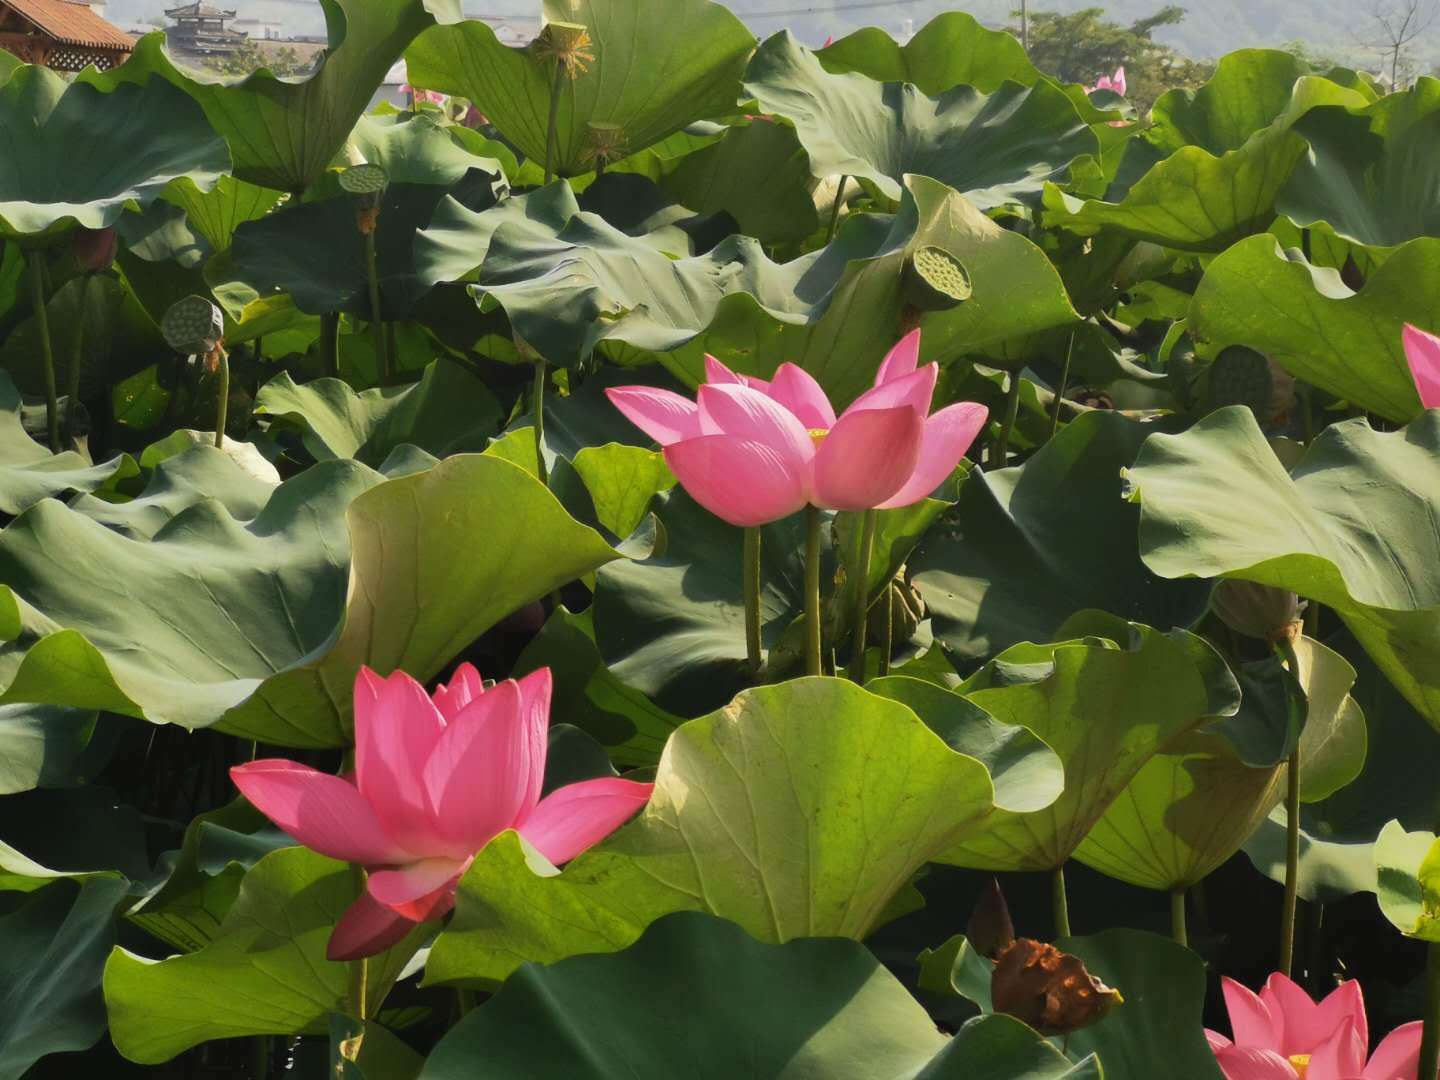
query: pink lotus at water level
[
  {"left": 231, "top": 665, "right": 653, "bottom": 960},
  {"left": 605, "top": 331, "right": 988, "bottom": 527},
  {"left": 1206, "top": 973, "right": 1423, "bottom": 1079},
  {"left": 1404, "top": 324, "right": 1440, "bottom": 410}
]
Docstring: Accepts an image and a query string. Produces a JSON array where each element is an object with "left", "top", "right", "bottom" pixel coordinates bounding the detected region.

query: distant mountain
[{"left": 105, "top": 0, "right": 1432, "bottom": 73}]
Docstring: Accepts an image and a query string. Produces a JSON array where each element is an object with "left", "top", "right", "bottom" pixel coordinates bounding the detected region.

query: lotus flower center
[
  {"left": 1288, "top": 1055, "right": 1309, "bottom": 1078},
  {"left": 808, "top": 427, "right": 830, "bottom": 448}
]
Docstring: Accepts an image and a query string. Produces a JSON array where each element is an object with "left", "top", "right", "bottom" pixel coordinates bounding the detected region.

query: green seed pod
[
  {"left": 902, "top": 245, "right": 973, "bottom": 312},
  {"left": 339, "top": 163, "right": 390, "bottom": 199},
  {"left": 161, "top": 294, "right": 224, "bottom": 356},
  {"left": 1211, "top": 579, "right": 1304, "bottom": 642},
  {"left": 1202, "top": 345, "right": 1273, "bottom": 420}
]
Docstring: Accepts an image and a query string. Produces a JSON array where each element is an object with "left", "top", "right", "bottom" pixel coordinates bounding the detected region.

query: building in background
[
  {"left": 0, "top": 0, "right": 135, "bottom": 69},
  {"left": 162, "top": 0, "right": 244, "bottom": 57}
]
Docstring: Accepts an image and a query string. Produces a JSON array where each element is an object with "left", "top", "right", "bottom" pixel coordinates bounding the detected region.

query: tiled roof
[
  {"left": 3, "top": 0, "right": 136, "bottom": 50},
  {"left": 163, "top": 2, "right": 236, "bottom": 17}
]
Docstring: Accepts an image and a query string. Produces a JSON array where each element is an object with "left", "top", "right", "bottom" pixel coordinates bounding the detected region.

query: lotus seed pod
[
  {"left": 902, "top": 246, "right": 973, "bottom": 312},
  {"left": 532, "top": 21, "right": 594, "bottom": 77},
  {"left": 1211, "top": 579, "right": 1305, "bottom": 642},
  {"left": 991, "top": 939, "right": 1124, "bottom": 1036},
  {"left": 1203, "top": 345, "right": 1274, "bottom": 421},
  {"left": 339, "top": 163, "right": 390, "bottom": 198},
  {"left": 583, "top": 121, "right": 629, "bottom": 168},
  {"left": 161, "top": 295, "right": 224, "bottom": 356}
]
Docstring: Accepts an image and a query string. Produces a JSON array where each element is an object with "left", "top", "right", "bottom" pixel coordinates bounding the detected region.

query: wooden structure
[
  {"left": 163, "top": 1, "right": 245, "bottom": 57},
  {"left": 0, "top": 0, "right": 134, "bottom": 70}
]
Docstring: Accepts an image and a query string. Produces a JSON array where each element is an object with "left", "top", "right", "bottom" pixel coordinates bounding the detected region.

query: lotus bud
[
  {"left": 902, "top": 246, "right": 972, "bottom": 312},
  {"left": 966, "top": 877, "right": 1016, "bottom": 960},
  {"left": 1210, "top": 579, "right": 1305, "bottom": 643},
  {"left": 991, "top": 939, "right": 1123, "bottom": 1036},
  {"left": 339, "top": 163, "right": 389, "bottom": 235},
  {"left": 71, "top": 226, "right": 117, "bottom": 273}
]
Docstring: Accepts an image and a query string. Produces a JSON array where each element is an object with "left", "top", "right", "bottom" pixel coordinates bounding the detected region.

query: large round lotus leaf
[
  {"left": 912, "top": 411, "right": 1210, "bottom": 663},
  {"left": 104, "top": 847, "right": 426, "bottom": 1064},
  {"left": 1190, "top": 235, "right": 1438, "bottom": 422},
  {"left": 88, "top": 0, "right": 460, "bottom": 192},
  {"left": 1128, "top": 407, "right": 1440, "bottom": 728},
  {"left": 1374, "top": 820, "right": 1440, "bottom": 940},
  {"left": 0, "top": 66, "right": 230, "bottom": 241},
  {"left": 939, "top": 623, "right": 1240, "bottom": 872},
  {"left": 424, "top": 677, "right": 1014, "bottom": 985},
  {"left": 158, "top": 174, "right": 282, "bottom": 254},
  {"left": 406, "top": 0, "right": 754, "bottom": 179},
  {"left": 0, "top": 448, "right": 631, "bottom": 747},
  {"left": 1279, "top": 77, "right": 1440, "bottom": 254},
  {"left": 1044, "top": 51, "right": 1368, "bottom": 252},
  {"left": 744, "top": 32, "right": 1097, "bottom": 209},
  {"left": 818, "top": 11, "right": 1041, "bottom": 94},
  {"left": 422, "top": 912, "right": 1096, "bottom": 1080}
]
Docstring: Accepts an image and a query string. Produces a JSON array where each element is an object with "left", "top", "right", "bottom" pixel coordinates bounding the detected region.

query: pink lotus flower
[
  {"left": 1089, "top": 66, "right": 1127, "bottom": 96},
  {"left": 230, "top": 665, "right": 653, "bottom": 961},
  {"left": 1206, "top": 973, "right": 1422, "bottom": 1079},
  {"left": 605, "top": 331, "right": 988, "bottom": 527},
  {"left": 401, "top": 84, "right": 446, "bottom": 107},
  {"left": 1404, "top": 324, "right": 1440, "bottom": 409}
]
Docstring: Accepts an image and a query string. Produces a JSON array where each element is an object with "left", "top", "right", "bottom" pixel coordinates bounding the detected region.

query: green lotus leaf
[
  {"left": 0, "top": 448, "right": 630, "bottom": 746},
  {"left": 1190, "top": 233, "right": 1437, "bottom": 422},
  {"left": 255, "top": 361, "right": 502, "bottom": 464},
  {"left": 405, "top": 0, "right": 754, "bottom": 178},
  {"left": 425, "top": 677, "right": 1016, "bottom": 985},
  {"left": 0, "top": 876, "right": 130, "bottom": 1078},
  {"left": 818, "top": 11, "right": 1042, "bottom": 93},
  {"left": 1044, "top": 51, "right": 1367, "bottom": 251},
  {"left": 743, "top": 32, "right": 1097, "bottom": 208},
  {"left": 912, "top": 412, "right": 1210, "bottom": 664},
  {"left": 104, "top": 847, "right": 427, "bottom": 1064},
  {"left": 1374, "top": 820, "right": 1440, "bottom": 940},
  {"left": 0, "top": 704, "right": 108, "bottom": 797},
  {"left": 91, "top": 0, "right": 461, "bottom": 193},
  {"left": 1128, "top": 407, "right": 1440, "bottom": 728},
  {"left": 0, "top": 66, "right": 229, "bottom": 241},
  {"left": 422, "top": 912, "right": 1096, "bottom": 1079},
  {"left": 941, "top": 623, "right": 1240, "bottom": 872},
  {"left": 1278, "top": 77, "right": 1440, "bottom": 254},
  {"left": 156, "top": 174, "right": 283, "bottom": 255}
]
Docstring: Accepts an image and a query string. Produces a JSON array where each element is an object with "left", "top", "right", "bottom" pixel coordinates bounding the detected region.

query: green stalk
[
  {"left": 64, "top": 276, "right": 87, "bottom": 443},
  {"left": 846, "top": 509, "right": 878, "bottom": 683},
  {"left": 1420, "top": 928, "right": 1440, "bottom": 1080},
  {"left": 532, "top": 358, "right": 549, "bottom": 487},
  {"left": 320, "top": 312, "right": 340, "bottom": 378},
  {"left": 1171, "top": 888, "right": 1188, "bottom": 948},
  {"left": 364, "top": 230, "right": 389, "bottom": 386},
  {"left": 26, "top": 252, "right": 59, "bottom": 452},
  {"left": 827, "top": 176, "right": 848, "bottom": 242},
  {"left": 1276, "top": 635, "right": 1305, "bottom": 978},
  {"left": 213, "top": 347, "right": 230, "bottom": 450},
  {"left": 1048, "top": 332, "right": 1075, "bottom": 440},
  {"left": 1052, "top": 863, "right": 1071, "bottom": 939},
  {"left": 878, "top": 587, "right": 893, "bottom": 677},
  {"left": 992, "top": 371, "right": 1022, "bottom": 468},
  {"left": 744, "top": 526, "right": 763, "bottom": 674},
  {"left": 251, "top": 1036, "right": 270, "bottom": 1080},
  {"left": 348, "top": 866, "right": 370, "bottom": 1022},
  {"left": 544, "top": 61, "right": 565, "bottom": 184},
  {"left": 803, "top": 505, "right": 822, "bottom": 677}
]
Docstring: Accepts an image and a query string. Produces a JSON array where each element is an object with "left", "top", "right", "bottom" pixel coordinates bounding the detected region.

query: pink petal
[
  {"left": 1307, "top": 1018, "right": 1367, "bottom": 1080},
  {"left": 768, "top": 363, "right": 837, "bottom": 430},
  {"left": 326, "top": 891, "right": 418, "bottom": 962},
  {"left": 1223, "top": 977, "right": 1284, "bottom": 1050},
  {"left": 1112, "top": 66, "right": 1127, "bottom": 96},
  {"left": 367, "top": 857, "right": 466, "bottom": 921},
  {"left": 1208, "top": 1030, "right": 1235, "bottom": 1052},
  {"left": 846, "top": 363, "right": 938, "bottom": 417},
  {"left": 431, "top": 662, "right": 485, "bottom": 723},
  {"left": 1263, "top": 973, "right": 1327, "bottom": 1055},
  {"left": 519, "top": 777, "right": 654, "bottom": 865},
  {"left": 743, "top": 375, "right": 772, "bottom": 393},
  {"left": 1363, "top": 1020, "right": 1423, "bottom": 1080},
  {"left": 230, "top": 760, "right": 409, "bottom": 866},
  {"left": 422, "top": 678, "right": 544, "bottom": 853},
  {"left": 876, "top": 401, "right": 989, "bottom": 508},
  {"left": 696, "top": 383, "right": 815, "bottom": 463},
  {"left": 811, "top": 405, "right": 924, "bottom": 511},
  {"left": 354, "top": 668, "right": 448, "bottom": 854},
  {"left": 605, "top": 386, "right": 701, "bottom": 446},
  {"left": 663, "top": 435, "right": 810, "bottom": 527},
  {"left": 1315, "top": 981, "right": 1368, "bottom": 1058},
  {"left": 1212, "top": 1046, "right": 1300, "bottom": 1080},
  {"left": 704, "top": 354, "right": 745, "bottom": 385},
  {"left": 1403, "top": 324, "right": 1440, "bottom": 410},
  {"left": 874, "top": 329, "right": 921, "bottom": 385}
]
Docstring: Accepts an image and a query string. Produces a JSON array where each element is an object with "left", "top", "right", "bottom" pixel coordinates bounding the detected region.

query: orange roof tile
[{"left": 3, "top": 0, "right": 135, "bottom": 51}]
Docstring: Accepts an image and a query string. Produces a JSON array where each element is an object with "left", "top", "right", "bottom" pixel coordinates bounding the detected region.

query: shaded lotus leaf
[
  {"left": 425, "top": 677, "right": 1014, "bottom": 985},
  {"left": 0, "top": 876, "right": 130, "bottom": 1079},
  {"left": 0, "top": 66, "right": 229, "bottom": 241},
  {"left": 0, "top": 704, "right": 109, "bottom": 796},
  {"left": 1279, "top": 77, "right": 1440, "bottom": 254},
  {"left": 1128, "top": 407, "right": 1440, "bottom": 728},
  {"left": 0, "top": 786, "right": 150, "bottom": 893},
  {"left": 159, "top": 175, "right": 284, "bottom": 255},
  {"left": 1189, "top": 235, "right": 1438, "bottom": 422},
  {"left": 422, "top": 912, "right": 1096, "bottom": 1079},
  {"left": 417, "top": 174, "right": 1077, "bottom": 406},
  {"left": 405, "top": 0, "right": 755, "bottom": 178},
  {"left": 91, "top": 0, "right": 460, "bottom": 192},
  {"left": 912, "top": 412, "right": 1210, "bottom": 664},
  {"left": 0, "top": 273, "right": 131, "bottom": 404},
  {"left": 941, "top": 623, "right": 1240, "bottom": 872},
  {"left": 1374, "top": 820, "right": 1440, "bottom": 940},
  {"left": 1044, "top": 51, "right": 1368, "bottom": 251},
  {"left": 744, "top": 32, "right": 1097, "bottom": 208},
  {"left": 255, "top": 361, "right": 502, "bottom": 464},
  {"left": 104, "top": 847, "right": 428, "bottom": 1064},
  {"left": 0, "top": 447, "right": 631, "bottom": 746}
]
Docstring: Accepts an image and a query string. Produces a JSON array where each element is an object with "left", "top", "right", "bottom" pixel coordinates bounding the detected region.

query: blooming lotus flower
[
  {"left": 605, "top": 330, "right": 988, "bottom": 527},
  {"left": 1404, "top": 324, "right": 1440, "bottom": 409},
  {"left": 230, "top": 665, "right": 653, "bottom": 961},
  {"left": 1206, "top": 973, "right": 1422, "bottom": 1079},
  {"left": 1089, "top": 66, "right": 1127, "bottom": 96},
  {"left": 401, "top": 84, "right": 446, "bottom": 107}
]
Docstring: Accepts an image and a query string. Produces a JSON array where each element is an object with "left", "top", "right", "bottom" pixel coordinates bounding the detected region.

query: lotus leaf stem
[
  {"left": 26, "top": 252, "right": 59, "bottom": 452},
  {"left": 1420, "top": 925, "right": 1440, "bottom": 1080},
  {"left": 1171, "top": 888, "right": 1187, "bottom": 948},
  {"left": 804, "top": 505, "right": 822, "bottom": 677},
  {"left": 212, "top": 346, "right": 230, "bottom": 450},
  {"left": 879, "top": 585, "right": 893, "bottom": 676},
  {"left": 364, "top": 230, "right": 389, "bottom": 386},
  {"left": 1049, "top": 332, "right": 1075, "bottom": 440},
  {"left": 321, "top": 313, "right": 340, "bottom": 378},
  {"left": 64, "top": 276, "right": 88, "bottom": 443},
  {"left": 544, "top": 62, "right": 565, "bottom": 185},
  {"left": 993, "top": 371, "right": 1022, "bottom": 469},
  {"left": 846, "top": 509, "right": 878, "bottom": 683},
  {"left": 827, "top": 176, "right": 847, "bottom": 242},
  {"left": 1276, "top": 635, "right": 1305, "bottom": 977},
  {"left": 532, "top": 358, "right": 549, "bottom": 486},
  {"left": 1052, "top": 863, "right": 1071, "bottom": 939},
  {"left": 744, "top": 526, "right": 763, "bottom": 674},
  {"left": 349, "top": 865, "right": 370, "bottom": 1022}
]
